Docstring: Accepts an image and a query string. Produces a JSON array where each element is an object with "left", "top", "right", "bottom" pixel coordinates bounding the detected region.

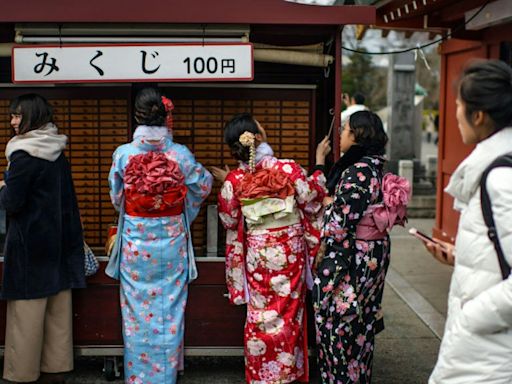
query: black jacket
[{"left": 0, "top": 150, "right": 86, "bottom": 300}]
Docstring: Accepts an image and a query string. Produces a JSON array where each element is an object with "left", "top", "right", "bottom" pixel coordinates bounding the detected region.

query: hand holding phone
[
  {"left": 409, "top": 227, "right": 455, "bottom": 266},
  {"left": 408, "top": 228, "right": 440, "bottom": 245},
  {"left": 315, "top": 136, "right": 331, "bottom": 166}
]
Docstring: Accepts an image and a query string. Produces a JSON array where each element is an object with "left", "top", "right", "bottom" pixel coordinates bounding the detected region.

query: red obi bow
[
  {"left": 236, "top": 167, "right": 294, "bottom": 200},
  {"left": 124, "top": 151, "right": 187, "bottom": 217},
  {"left": 124, "top": 152, "right": 184, "bottom": 195}
]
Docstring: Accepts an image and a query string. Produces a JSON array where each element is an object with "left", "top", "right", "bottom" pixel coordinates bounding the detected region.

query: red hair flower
[{"left": 161, "top": 96, "right": 174, "bottom": 112}]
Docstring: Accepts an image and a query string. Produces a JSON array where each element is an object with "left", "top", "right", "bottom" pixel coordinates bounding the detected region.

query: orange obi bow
[{"left": 237, "top": 167, "right": 294, "bottom": 200}]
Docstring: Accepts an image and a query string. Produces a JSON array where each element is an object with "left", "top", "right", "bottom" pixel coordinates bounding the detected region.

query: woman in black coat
[{"left": 0, "top": 94, "right": 85, "bottom": 383}]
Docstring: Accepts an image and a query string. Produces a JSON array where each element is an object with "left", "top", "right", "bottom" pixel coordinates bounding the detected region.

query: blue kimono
[{"left": 109, "top": 133, "right": 212, "bottom": 384}]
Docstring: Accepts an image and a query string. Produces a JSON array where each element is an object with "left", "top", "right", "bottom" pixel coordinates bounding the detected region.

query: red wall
[{"left": 434, "top": 24, "right": 512, "bottom": 240}]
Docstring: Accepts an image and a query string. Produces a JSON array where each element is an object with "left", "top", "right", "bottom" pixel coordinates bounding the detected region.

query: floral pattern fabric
[
  {"left": 109, "top": 134, "right": 212, "bottom": 384},
  {"left": 312, "top": 156, "right": 390, "bottom": 384},
  {"left": 218, "top": 156, "right": 327, "bottom": 384}
]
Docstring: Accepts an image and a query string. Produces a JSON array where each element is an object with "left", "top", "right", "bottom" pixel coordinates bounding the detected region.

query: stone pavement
[
  {"left": 388, "top": 218, "right": 452, "bottom": 337},
  {"left": 0, "top": 219, "right": 450, "bottom": 383}
]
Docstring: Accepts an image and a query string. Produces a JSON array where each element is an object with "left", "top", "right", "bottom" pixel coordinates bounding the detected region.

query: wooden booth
[
  {"left": 0, "top": 0, "right": 376, "bottom": 376},
  {"left": 372, "top": 0, "right": 512, "bottom": 241}
]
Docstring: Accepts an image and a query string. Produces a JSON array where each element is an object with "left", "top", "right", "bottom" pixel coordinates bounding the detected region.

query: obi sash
[
  {"left": 125, "top": 185, "right": 187, "bottom": 217},
  {"left": 355, "top": 203, "right": 402, "bottom": 240},
  {"left": 355, "top": 222, "right": 388, "bottom": 240},
  {"left": 241, "top": 195, "right": 301, "bottom": 231}
]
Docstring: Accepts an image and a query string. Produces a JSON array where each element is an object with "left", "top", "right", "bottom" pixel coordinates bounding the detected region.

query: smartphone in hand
[
  {"left": 409, "top": 227, "right": 449, "bottom": 256},
  {"left": 408, "top": 227, "right": 437, "bottom": 244}
]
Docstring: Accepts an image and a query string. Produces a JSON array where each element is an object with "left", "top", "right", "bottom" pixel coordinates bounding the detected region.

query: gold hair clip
[{"left": 239, "top": 132, "right": 256, "bottom": 172}]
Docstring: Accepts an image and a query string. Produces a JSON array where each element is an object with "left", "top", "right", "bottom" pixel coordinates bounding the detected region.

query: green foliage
[
  {"left": 342, "top": 49, "right": 387, "bottom": 110},
  {"left": 342, "top": 47, "right": 440, "bottom": 111}
]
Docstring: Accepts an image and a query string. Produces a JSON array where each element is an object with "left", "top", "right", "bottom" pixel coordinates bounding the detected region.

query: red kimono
[{"left": 218, "top": 156, "right": 326, "bottom": 384}]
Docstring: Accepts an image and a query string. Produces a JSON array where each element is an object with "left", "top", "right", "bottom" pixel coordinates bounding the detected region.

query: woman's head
[
  {"left": 134, "top": 88, "right": 167, "bottom": 127},
  {"left": 9, "top": 93, "right": 53, "bottom": 135},
  {"left": 341, "top": 110, "right": 388, "bottom": 155},
  {"left": 456, "top": 59, "right": 512, "bottom": 144},
  {"left": 224, "top": 113, "right": 263, "bottom": 162}
]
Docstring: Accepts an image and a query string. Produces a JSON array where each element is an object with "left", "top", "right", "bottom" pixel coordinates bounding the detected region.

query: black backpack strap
[{"left": 480, "top": 153, "right": 512, "bottom": 280}]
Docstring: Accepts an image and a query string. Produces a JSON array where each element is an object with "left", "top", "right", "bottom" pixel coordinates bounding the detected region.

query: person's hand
[
  {"left": 423, "top": 239, "right": 455, "bottom": 266},
  {"left": 0, "top": 180, "right": 5, "bottom": 189},
  {"left": 211, "top": 165, "right": 230, "bottom": 183},
  {"left": 322, "top": 196, "right": 334, "bottom": 206},
  {"left": 316, "top": 136, "right": 331, "bottom": 166}
]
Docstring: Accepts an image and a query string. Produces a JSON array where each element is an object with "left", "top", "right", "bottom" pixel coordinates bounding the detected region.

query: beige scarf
[{"left": 5, "top": 122, "right": 67, "bottom": 162}]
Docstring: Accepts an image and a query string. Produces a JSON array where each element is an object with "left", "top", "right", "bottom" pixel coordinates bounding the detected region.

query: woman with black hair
[
  {"left": 0, "top": 93, "right": 85, "bottom": 383},
  {"left": 424, "top": 60, "right": 512, "bottom": 384},
  {"left": 108, "top": 87, "right": 212, "bottom": 383},
  {"left": 215, "top": 113, "right": 329, "bottom": 384},
  {"left": 313, "top": 110, "right": 409, "bottom": 383}
]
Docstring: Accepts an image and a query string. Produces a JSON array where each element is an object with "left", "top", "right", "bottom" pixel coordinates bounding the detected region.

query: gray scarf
[{"left": 5, "top": 123, "right": 67, "bottom": 162}]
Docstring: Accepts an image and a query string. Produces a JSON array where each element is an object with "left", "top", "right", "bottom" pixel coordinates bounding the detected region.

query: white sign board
[{"left": 12, "top": 43, "right": 253, "bottom": 83}]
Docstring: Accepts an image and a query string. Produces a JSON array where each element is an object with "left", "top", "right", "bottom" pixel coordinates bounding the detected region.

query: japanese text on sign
[{"left": 12, "top": 43, "right": 254, "bottom": 83}]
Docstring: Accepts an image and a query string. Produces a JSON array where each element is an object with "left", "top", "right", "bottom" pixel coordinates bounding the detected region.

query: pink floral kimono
[{"left": 218, "top": 155, "right": 327, "bottom": 384}]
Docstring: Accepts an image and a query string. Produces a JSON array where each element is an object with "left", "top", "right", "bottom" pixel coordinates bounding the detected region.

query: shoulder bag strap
[{"left": 480, "top": 154, "right": 512, "bottom": 280}]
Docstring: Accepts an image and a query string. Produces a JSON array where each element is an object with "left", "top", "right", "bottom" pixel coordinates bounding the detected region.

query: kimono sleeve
[
  {"left": 293, "top": 165, "right": 328, "bottom": 219},
  {"left": 218, "top": 171, "right": 247, "bottom": 305},
  {"left": 108, "top": 147, "right": 125, "bottom": 211},
  {"left": 288, "top": 162, "right": 328, "bottom": 262},
  {"left": 179, "top": 147, "right": 213, "bottom": 223},
  {"left": 312, "top": 163, "right": 374, "bottom": 311},
  {"left": 0, "top": 151, "right": 38, "bottom": 214},
  {"left": 218, "top": 172, "right": 242, "bottom": 231}
]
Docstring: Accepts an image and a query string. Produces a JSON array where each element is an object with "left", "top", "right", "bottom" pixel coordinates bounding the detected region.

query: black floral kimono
[{"left": 312, "top": 154, "right": 390, "bottom": 384}]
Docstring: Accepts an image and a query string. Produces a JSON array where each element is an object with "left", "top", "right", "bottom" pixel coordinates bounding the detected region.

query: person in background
[
  {"left": 108, "top": 87, "right": 212, "bottom": 383},
  {"left": 324, "top": 100, "right": 372, "bottom": 196},
  {"left": 425, "top": 113, "right": 436, "bottom": 143},
  {"left": 0, "top": 93, "right": 86, "bottom": 384},
  {"left": 341, "top": 92, "right": 368, "bottom": 129},
  {"left": 313, "top": 111, "right": 409, "bottom": 384},
  {"left": 424, "top": 60, "right": 512, "bottom": 384},
  {"left": 434, "top": 113, "right": 439, "bottom": 145},
  {"left": 213, "top": 113, "right": 330, "bottom": 384}
]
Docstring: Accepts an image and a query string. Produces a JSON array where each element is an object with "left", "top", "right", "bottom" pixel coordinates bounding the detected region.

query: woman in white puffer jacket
[{"left": 425, "top": 59, "right": 512, "bottom": 384}]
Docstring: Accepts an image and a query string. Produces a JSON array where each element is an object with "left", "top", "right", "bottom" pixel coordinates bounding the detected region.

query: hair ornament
[
  {"left": 239, "top": 131, "right": 256, "bottom": 172},
  {"left": 161, "top": 96, "right": 174, "bottom": 112}
]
